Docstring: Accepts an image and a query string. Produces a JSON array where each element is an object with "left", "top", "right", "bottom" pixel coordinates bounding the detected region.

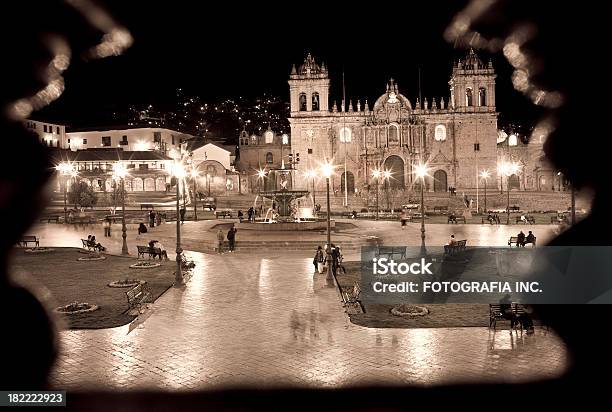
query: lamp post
[
  {"left": 173, "top": 161, "right": 186, "bottom": 286},
  {"left": 112, "top": 163, "right": 129, "bottom": 255},
  {"left": 191, "top": 167, "right": 198, "bottom": 221},
  {"left": 415, "top": 164, "right": 428, "bottom": 255},
  {"left": 321, "top": 161, "right": 334, "bottom": 282},
  {"left": 372, "top": 169, "right": 381, "bottom": 220},
  {"left": 383, "top": 170, "right": 392, "bottom": 212},
  {"left": 256, "top": 169, "right": 266, "bottom": 193},
  {"left": 480, "top": 170, "right": 489, "bottom": 214}
]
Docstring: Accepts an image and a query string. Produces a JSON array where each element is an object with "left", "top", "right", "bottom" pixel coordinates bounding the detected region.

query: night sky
[{"left": 37, "top": 0, "right": 539, "bottom": 130}]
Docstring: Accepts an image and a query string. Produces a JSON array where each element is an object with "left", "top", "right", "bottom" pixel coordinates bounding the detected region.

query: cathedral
[{"left": 288, "top": 50, "right": 500, "bottom": 194}]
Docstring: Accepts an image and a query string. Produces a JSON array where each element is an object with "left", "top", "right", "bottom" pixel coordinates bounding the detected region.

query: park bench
[
  {"left": 489, "top": 303, "right": 526, "bottom": 331},
  {"left": 516, "top": 215, "right": 536, "bottom": 224},
  {"left": 444, "top": 239, "right": 467, "bottom": 255},
  {"left": 19, "top": 235, "right": 39, "bottom": 248},
  {"left": 507, "top": 205, "right": 521, "bottom": 212},
  {"left": 551, "top": 214, "right": 569, "bottom": 224},
  {"left": 508, "top": 236, "right": 537, "bottom": 247},
  {"left": 376, "top": 246, "right": 407, "bottom": 260},
  {"left": 81, "top": 239, "right": 103, "bottom": 251},
  {"left": 215, "top": 210, "right": 233, "bottom": 219},
  {"left": 125, "top": 282, "right": 152, "bottom": 312},
  {"left": 482, "top": 215, "right": 500, "bottom": 224},
  {"left": 140, "top": 203, "right": 155, "bottom": 210},
  {"left": 104, "top": 215, "right": 123, "bottom": 223},
  {"left": 39, "top": 215, "right": 59, "bottom": 223},
  {"left": 448, "top": 215, "right": 466, "bottom": 224},
  {"left": 434, "top": 206, "right": 448, "bottom": 214},
  {"left": 136, "top": 245, "right": 162, "bottom": 259},
  {"left": 342, "top": 282, "right": 362, "bottom": 305}
]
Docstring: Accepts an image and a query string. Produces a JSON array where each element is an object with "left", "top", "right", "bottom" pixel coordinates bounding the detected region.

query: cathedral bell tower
[
  {"left": 448, "top": 48, "right": 496, "bottom": 111},
  {"left": 288, "top": 53, "right": 330, "bottom": 115}
]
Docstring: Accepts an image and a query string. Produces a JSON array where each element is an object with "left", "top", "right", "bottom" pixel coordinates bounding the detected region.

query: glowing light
[
  {"left": 414, "top": 163, "right": 428, "bottom": 179},
  {"left": 172, "top": 163, "right": 186, "bottom": 178},
  {"left": 134, "top": 141, "right": 149, "bottom": 151},
  {"left": 112, "top": 162, "right": 127, "bottom": 179},
  {"left": 480, "top": 170, "right": 490, "bottom": 179},
  {"left": 320, "top": 161, "right": 334, "bottom": 178},
  {"left": 383, "top": 170, "right": 392, "bottom": 180},
  {"left": 257, "top": 169, "right": 267, "bottom": 179},
  {"left": 56, "top": 162, "right": 75, "bottom": 174},
  {"left": 372, "top": 169, "right": 381, "bottom": 179}
]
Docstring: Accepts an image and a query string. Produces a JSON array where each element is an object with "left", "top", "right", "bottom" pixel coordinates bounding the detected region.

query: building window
[
  {"left": 102, "top": 136, "right": 111, "bottom": 147},
  {"left": 474, "top": 143, "right": 480, "bottom": 151},
  {"left": 308, "top": 148, "right": 313, "bottom": 154},
  {"left": 339, "top": 127, "right": 352, "bottom": 143},
  {"left": 434, "top": 125, "right": 447, "bottom": 141},
  {"left": 171, "top": 135, "right": 175, "bottom": 145},
  {"left": 312, "top": 92, "right": 320, "bottom": 111},
  {"left": 388, "top": 124, "right": 399, "bottom": 143},
  {"left": 466, "top": 88, "right": 473, "bottom": 107},
  {"left": 127, "top": 163, "right": 135, "bottom": 169},
  {"left": 508, "top": 134, "right": 518, "bottom": 146},
  {"left": 282, "top": 134, "right": 289, "bottom": 145},
  {"left": 154, "top": 132, "right": 162, "bottom": 143},
  {"left": 83, "top": 139, "right": 88, "bottom": 144},
  {"left": 299, "top": 93, "right": 307, "bottom": 111},
  {"left": 67, "top": 139, "right": 71, "bottom": 144},
  {"left": 264, "top": 130, "right": 274, "bottom": 144},
  {"left": 139, "top": 164, "right": 149, "bottom": 170},
  {"left": 120, "top": 135, "right": 128, "bottom": 145},
  {"left": 479, "top": 87, "right": 487, "bottom": 106},
  {"left": 266, "top": 152, "right": 273, "bottom": 164},
  {"left": 56, "top": 126, "right": 60, "bottom": 134}
]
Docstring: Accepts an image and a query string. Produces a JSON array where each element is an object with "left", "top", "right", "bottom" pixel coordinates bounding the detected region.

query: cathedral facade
[{"left": 288, "top": 51, "right": 500, "bottom": 194}]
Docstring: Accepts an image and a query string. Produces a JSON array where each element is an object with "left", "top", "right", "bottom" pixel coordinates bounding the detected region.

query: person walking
[
  {"left": 103, "top": 217, "right": 111, "bottom": 237},
  {"left": 155, "top": 212, "right": 162, "bottom": 227},
  {"left": 180, "top": 206, "right": 186, "bottom": 224},
  {"left": 217, "top": 229, "right": 225, "bottom": 253},
  {"left": 313, "top": 246, "right": 324, "bottom": 273},
  {"left": 149, "top": 210, "right": 156, "bottom": 228},
  {"left": 227, "top": 224, "right": 237, "bottom": 252}
]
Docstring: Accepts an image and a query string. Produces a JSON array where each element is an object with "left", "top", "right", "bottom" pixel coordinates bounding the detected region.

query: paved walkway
[{"left": 49, "top": 252, "right": 568, "bottom": 390}]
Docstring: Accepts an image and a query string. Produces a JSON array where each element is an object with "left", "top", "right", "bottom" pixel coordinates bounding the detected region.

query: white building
[{"left": 24, "top": 119, "right": 67, "bottom": 148}]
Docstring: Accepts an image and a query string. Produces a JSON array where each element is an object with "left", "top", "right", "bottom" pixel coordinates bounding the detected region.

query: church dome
[{"left": 372, "top": 78, "right": 412, "bottom": 112}]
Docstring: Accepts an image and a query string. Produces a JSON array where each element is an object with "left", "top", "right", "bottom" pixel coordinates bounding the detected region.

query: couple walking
[{"left": 217, "top": 224, "right": 237, "bottom": 253}]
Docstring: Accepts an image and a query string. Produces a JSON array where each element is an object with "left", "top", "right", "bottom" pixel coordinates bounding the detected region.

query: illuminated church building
[{"left": 287, "top": 51, "right": 552, "bottom": 194}]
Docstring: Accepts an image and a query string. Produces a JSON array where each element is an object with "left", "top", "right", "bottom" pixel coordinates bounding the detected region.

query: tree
[
  {"left": 109, "top": 181, "right": 127, "bottom": 213},
  {"left": 68, "top": 181, "right": 98, "bottom": 209}
]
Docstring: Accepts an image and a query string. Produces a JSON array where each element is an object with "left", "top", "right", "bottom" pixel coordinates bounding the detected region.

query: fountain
[{"left": 239, "top": 167, "right": 334, "bottom": 231}]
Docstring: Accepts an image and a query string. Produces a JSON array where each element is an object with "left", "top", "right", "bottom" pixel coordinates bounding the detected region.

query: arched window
[
  {"left": 388, "top": 124, "right": 399, "bottom": 144},
  {"left": 264, "top": 130, "right": 274, "bottom": 144},
  {"left": 434, "top": 125, "right": 447, "bottom": 141},
  {"left": 339, "top": 127, "right": 352, "bottom": 143},
  {"left": 266, "top": 152, "right": 273, "bottom": 164},
  {"left": 466, "top": 88, "right": 473, "bottom": 107},
  {"left": 508, "top": 134, "right": 518, "bottom": 146},
  {"left": 299, "top": 93, "right": 307, "bottom": 111},
  {"left": 312, "top": 92, "right": 320, "bottom": 111},
  {"left": 478, "top": 87, "right": 487, "bottom": 106},
  {"left": 281, "top": 134, "right": 289, "bottom": 145}
]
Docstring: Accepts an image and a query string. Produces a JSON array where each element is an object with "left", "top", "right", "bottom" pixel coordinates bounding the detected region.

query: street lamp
[
  {"left": 499, "top": 161, "right": 519, "bottom": 224},
  {"left": 112, "top": 163, "right": 129, "bottom": 255},
  {"left": 480, "top": 170, "right": 490, "bottom": 214},
  {"left": 383, "top": 170, "right": 392, "bottom": 211},
  {"left": 256, "top": 169, "right": 267, "bottom": 193},
  {"left": 56, "top": 162, "right": 75, "bottom": 224},
  {"left": 372, "top": 169, "right": 381, "bottom": 220},
  {"left": 321, "top": 161, "right": 334, "bottom": 282},
  {"left": 414, "top": 163, "right": 428, "bottom": 255},
  {"left": 172, "top": 161, "right": 186, "bottom": 286},
  {"left": 191, "top": 167, "right": 198, "bottom": 221}
]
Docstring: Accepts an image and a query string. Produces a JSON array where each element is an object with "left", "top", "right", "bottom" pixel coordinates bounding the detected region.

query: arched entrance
[
  {"left": 340, "top": 171, "right": 355, "bottom": 195},
  {"left": 433, "top": 170, "right": 448, "bottom": 192},
  {"left": 383, "top": 155, "right": 405, "bottom": 189},
  {"left": 509, "top": 174, "right": 520, "bottom": 190}
]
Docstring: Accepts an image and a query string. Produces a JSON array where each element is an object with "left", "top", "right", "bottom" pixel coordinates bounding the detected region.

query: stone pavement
[{"left": 49, "top": 252, "right": 568, "bottom": 390}]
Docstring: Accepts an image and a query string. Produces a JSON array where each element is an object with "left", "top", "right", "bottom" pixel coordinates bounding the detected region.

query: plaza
[{"left": 10, "top": 219, "right": 569, "bottom": 390}]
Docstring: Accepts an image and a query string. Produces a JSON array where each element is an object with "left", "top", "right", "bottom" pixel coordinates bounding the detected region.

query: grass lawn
[
  {"left": 337, "top": 261, "right": 490, "bottom": 328},
  {"left": 9, "top": 247, "right": 175, "bottom": 329}
]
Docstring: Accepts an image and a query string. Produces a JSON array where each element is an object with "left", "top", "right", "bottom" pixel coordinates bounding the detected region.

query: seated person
[
  {"left": 515, "top": 304, "right": 535, "bottom": 334},
  {"left": 448, "top": 212, "right": 457, "bottom": 222},
  {"left": 525, "top": 231, "right": 535, "bottom": 245},
  {"left": 487, "top": 213, "right": 495, "bottom": 224},
  {"left": 352, "top": 210, "right": 358, "bottom": 219},
  {"left": 237, "top": 210, "right": 244, "bottom": 222},
  {"left": 444, "top": 235, "right": 458, "bottom": 253},
  {"left": 517, "top": 230, "right": 526, "bottom": 247},
  {"left": 520, "top": 214, "right": 527, "bottom": 224},
  {"left": 148, "top": 240, "right": 168, "bottom": 260},
  {"left": 138, "top": 223, "right": 148, "bottom": 235},
  {"left": 88, "top": 235, "right": 105, "bottom": 252}
]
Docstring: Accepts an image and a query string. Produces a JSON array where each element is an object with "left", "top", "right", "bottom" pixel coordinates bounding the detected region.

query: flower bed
[
  {"left": 129, "top": 261, "right": 161, "bottom": 269},
  {"left": 77, "top": 254, "right": 106, "bottom": 261},
  {"left": 54, "top": 301, "right": 100, "bottom": 315},
  {"left": 24, "top": 247, "right": 54, "bottom": 253},
  {"left": 108, "top": 279, "right": 144, "bottom": 288},
  {"left": 390, "top": 304, "right": 429, "bottom": 317}
]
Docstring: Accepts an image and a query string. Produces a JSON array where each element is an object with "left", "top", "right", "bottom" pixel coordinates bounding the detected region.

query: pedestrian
[
  {"left": 156, "top": 212, "right": 162, "bottom": 226},
  {"left": 517, "top": 230, "right": 526, "bottom": 247},
  {"left": 227, "top": 224, "right": 237, "bottom": 252},
  {"left": 217, "top": 229, "right": 225, "bottom": 253},
  {"left": 313, "top": 246, "right": 324, "bottom": 273},
  {"left": 400, "top": 210, "right": 408, "bottom": 228},
  {"left": 103, "top": 217, "right": 111, "bottom": 237},
  {"left": 180, "top": 206, "right": 186, "bottom": 223},
  {"left": 149, "top": 210, "right": 156, "bottom": 228},
  {"left": 138, "top": 222, "right": 147, "bottom": 235},
  {"left": 238, "top": 210, "right": 244, "bottom": 222}
]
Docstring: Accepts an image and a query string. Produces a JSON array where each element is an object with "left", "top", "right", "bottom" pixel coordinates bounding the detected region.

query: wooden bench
[
  {"left": 444, "top": 239, "right": 467, "bottom": 255},
  {"left": 508, "top": 205, "right": 520, "bottom": 212},
  {"left": 551, "top": 215, "right": 569, "bottom": 224},
  {"left": 125, "top": 282, "right": 152, "bottom": 312},
  {"left": 434, "top": 206, "right": 448, "bottom": 214},
  {"left": 342, "top": 282, "right": 361, "bottom": 305},
  {"left": 137, "top": 245, "right": 162, "bottom": 259},
  {"left": 376, "top": 246, "right": 407, "bottom": 260},
  {"left": 81, "top": 239, "right": 100, "bottom": 251},
  {"left": 140, "top": 204, "right": 155, "bottom": 210},
  {"left": 508, "top": 236, "right": 536, "bottom": 247},
  {"left": 489, "top": 303, "right": 525, "bottom": 330},
  {"left": 215, "top": 210, "right": 232, "bottom": 219},
  {"left": 516, "top": 215, "right": 536, "bottom": 224},
  {"left": 448, "top": 215, "right": 466, "bottom": 224},
  {"left": 39, "top": 215, "right": 59, "bottom": 223},
  {"left": 482, "top": 215, "right": 499, "bottom": 224},
  {"left": 19, "top": 235, "right": 39, "bottom": 248}
]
